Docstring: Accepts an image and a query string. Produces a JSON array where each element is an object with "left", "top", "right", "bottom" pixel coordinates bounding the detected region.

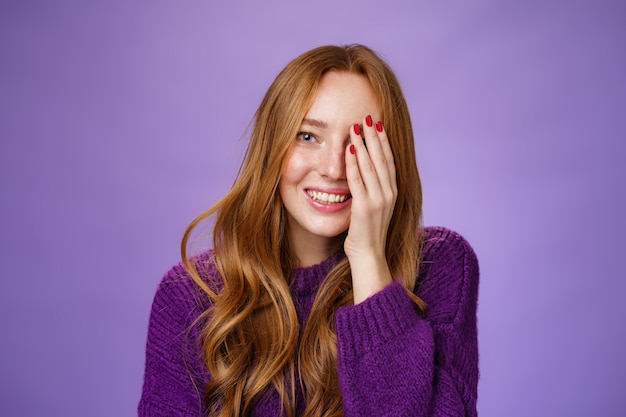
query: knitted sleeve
[
  {"left": 138, "top": 261, "right": 211, "bottom": 417},
  {"left": 334, "top": 227, "right": 479, "bottom": 417}
]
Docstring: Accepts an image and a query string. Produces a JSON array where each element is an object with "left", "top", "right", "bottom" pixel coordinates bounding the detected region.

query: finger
[
  {"left": 371, "top": 120, "right": 397, "bottom": 193},
  {"left": 349, "top": 122, "right": 383, "bottom": 196},
  {"left": 345, "top": 143, "right": 367, "bottom": 202},
  {"left": 345, "top": 136, "right": 366, "bottom": 200},
  {"left": 361, "top": 116, "right": 394, "bottom": 191}
]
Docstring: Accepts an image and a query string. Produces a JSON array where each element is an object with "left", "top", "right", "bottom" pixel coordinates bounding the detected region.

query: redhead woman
[{"left": 139, "top": 44, "right": 479, "bottom": 417}]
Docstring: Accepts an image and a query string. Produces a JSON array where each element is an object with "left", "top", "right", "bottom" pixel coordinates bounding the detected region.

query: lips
[{"left": 306, "top": 189, "right": 351, "bottom": 204}]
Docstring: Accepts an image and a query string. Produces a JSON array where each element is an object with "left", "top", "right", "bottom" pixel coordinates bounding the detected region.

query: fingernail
[
  {"left": 365, "top": 115, "right": 373, "bottom": 127},
  {"left": 353, "top": 124, "right": 360, "bottom": 135},
  {"left": 376, "top": 121, "right": 383, "bottom": 132},
  {"left": 349, "top": 144, "right": 355, "bottom": 154}
]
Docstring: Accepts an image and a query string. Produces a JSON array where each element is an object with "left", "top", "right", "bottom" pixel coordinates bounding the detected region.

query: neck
[{"left": 288, "top": 230, "right": 343, "bottom": 268}]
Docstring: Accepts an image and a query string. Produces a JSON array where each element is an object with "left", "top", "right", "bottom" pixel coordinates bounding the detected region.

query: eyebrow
[{"left": 301, "top": 118, "right": 328, "bottom": 129}]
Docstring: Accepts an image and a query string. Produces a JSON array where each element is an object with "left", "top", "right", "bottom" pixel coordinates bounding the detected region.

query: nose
[{"left": 319, "top": 141, "right": 346, "bottom": 180}]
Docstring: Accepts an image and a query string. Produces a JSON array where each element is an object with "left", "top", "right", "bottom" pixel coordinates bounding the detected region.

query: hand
[{"left": 344, "top": 115, "right": 397, "bottom": 303}]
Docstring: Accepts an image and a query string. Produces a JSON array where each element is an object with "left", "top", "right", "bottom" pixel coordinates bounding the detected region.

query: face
[{"left": 279, "top": 71, "right": 381, "bottom": 254}]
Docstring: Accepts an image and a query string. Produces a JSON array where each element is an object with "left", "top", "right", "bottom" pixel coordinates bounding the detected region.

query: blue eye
[{"left": 297, "top": 132, "right": 315, "bottom": 142}]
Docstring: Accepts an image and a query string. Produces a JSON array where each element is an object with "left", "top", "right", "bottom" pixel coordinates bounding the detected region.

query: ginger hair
[{"left": 181, "top": 44, "right": 425, "bottom": 417}]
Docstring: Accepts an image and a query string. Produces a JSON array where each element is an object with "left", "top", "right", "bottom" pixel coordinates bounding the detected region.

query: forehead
[{"left": 304, "top": 71, "right": 381, "bottom": 124}]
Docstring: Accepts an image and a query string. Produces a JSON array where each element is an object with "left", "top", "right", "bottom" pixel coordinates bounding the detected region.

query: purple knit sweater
[{"left": 139, "top": 226, "right": 479, "bottom": 416}]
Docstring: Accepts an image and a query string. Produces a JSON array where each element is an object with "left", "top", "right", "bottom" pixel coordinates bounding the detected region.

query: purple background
[{"left": 1, "top": 0, "right": 625, "bottom": 416}]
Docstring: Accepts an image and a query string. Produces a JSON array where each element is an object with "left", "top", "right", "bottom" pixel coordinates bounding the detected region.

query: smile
[{"left": 306, "top": 190, "right": 350, "bottom": 204}]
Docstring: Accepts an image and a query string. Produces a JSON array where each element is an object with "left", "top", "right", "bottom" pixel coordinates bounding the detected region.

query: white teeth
[{"left": 307, "top": 190, "right": 349, "bottom": 204}]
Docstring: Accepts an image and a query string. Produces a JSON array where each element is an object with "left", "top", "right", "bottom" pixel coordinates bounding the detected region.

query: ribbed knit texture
[{"left": 139, "top": 226, "right": 479, "bottom": 416}]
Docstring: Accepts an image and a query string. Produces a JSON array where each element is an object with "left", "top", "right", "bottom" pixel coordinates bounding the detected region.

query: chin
[{"left": 310, "top": 224, "right": 349, "bottom": 239}]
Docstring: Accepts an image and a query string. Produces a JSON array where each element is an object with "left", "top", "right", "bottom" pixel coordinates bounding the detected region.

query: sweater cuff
[{"left": 335, "top": 281, "right": 420, "bottom": 356}]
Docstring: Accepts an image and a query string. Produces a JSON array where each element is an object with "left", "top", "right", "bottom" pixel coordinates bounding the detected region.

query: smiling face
[{"left": 279, "top": 71, "right": 381, "bottom": 264}]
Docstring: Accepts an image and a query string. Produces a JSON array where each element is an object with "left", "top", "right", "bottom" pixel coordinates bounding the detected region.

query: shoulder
[
  {"left": 150, "top": 250, "right": 219, "bottom": 326},
  {"left": 416, "top": 226, "right": 479, "bottom": 328},
  {"left": 420, "top": 227, "right": 478, "bottom": 270}
]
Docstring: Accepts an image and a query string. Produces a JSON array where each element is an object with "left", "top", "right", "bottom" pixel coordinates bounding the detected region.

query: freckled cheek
[{"left": 281, "top": 152, "right": 313, "bottom": 184}]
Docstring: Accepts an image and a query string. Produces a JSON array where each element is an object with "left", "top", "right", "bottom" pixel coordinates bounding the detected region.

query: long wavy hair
[{"left": 181, "top": 44, "right": 425, "bottom": 417}]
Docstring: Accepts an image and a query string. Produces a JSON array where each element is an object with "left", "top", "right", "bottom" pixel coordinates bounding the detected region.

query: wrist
[{"left": 348, "top": 255, "right": 393, "bottom": 304}]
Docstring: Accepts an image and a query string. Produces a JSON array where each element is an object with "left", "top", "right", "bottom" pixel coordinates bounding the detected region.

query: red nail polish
[
  {"left": 376, "top": 121, "right": 383, "bottom": 132},
  {"left": 349, "top": 144, "right": 355, "bottom": 154},
  {"left": 353, "top": 124, "right": 360, "bottom": 135},
  {"left": 366, "top": 115, "right": 373, "bottom": 127}
]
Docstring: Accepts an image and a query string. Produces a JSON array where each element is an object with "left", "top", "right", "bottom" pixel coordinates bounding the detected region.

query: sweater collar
[{"left": 289, "top": 252, "right": 343, "bottom": 296}]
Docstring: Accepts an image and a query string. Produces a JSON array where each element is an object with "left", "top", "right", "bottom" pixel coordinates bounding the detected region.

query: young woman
[{"left": 139, "top": 44, "right": 479, "bottom": 417}]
